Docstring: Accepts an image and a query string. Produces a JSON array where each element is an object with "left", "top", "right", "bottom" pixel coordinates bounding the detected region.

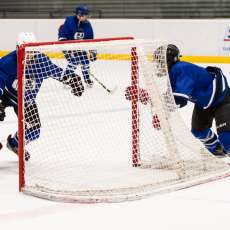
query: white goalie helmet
[{"left": 16, "top": 32, "right": 37, "bottom": 47}]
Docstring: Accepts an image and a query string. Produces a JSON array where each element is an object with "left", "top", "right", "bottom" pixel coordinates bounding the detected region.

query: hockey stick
[
  {"left": 89, "top": 72, "right": 117, "bottom": 94},
  {"left": 62, "top": 61, "right": 117, "bottom": 94}
]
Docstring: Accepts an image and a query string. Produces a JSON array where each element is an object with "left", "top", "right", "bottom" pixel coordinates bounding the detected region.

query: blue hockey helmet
[{"left": 75, "top": 4, "right": 90, "bottom": 16}]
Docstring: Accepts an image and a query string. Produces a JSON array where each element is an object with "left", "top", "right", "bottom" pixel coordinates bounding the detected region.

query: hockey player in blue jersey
[
  {"left": 162, "top": 44, "right": 230, "bottom": 157},
  {"left": 125, "top": 44, "right": 230, "bottom": 157},
  {"left": 58, "top": 4, "right": 96, "bottom": 88},
  {"left": 0, "top": 32, "right": 84, "bottom": 161}
]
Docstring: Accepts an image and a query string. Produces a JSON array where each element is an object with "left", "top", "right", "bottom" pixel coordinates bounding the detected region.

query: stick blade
[{"left": 108, "top": 86, "right": 118, "bottom": 94}]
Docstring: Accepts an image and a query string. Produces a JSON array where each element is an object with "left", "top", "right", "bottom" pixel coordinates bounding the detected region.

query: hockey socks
[
  {"left": 81, "top": 65, "right": 93, "bottom": 87},
  {"left": 192, "top": 128, "right": 225, "bottom": 156}
]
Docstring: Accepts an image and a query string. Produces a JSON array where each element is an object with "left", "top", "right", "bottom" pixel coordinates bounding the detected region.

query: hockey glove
[
  {"left": 62, "top": 74, "right": 84, "bottom": 97},
  {"left": 174, "top": 95, "right": 188, "bottom": 108}
]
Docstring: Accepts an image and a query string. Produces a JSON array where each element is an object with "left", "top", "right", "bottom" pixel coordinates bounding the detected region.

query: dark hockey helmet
[
  {"left": 166, "top": 44, "right": 181, "bottom": 69},
  {"left": 75, "top": 4, "right": 90, "bottom": 16}
]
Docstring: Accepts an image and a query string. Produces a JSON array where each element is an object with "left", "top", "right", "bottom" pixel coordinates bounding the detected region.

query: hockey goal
[{"left": 17, "top": 37, "right": 230, "bottom": 203}]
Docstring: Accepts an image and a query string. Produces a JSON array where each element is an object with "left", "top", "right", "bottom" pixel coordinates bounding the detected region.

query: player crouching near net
[
  {"left": 58, "top": 4, "right": 96, "bottom": 88},
  {"left": 0, "top": 32, "right": 84, "bottom": 161},
  {"left": 125, "top": 44, "right": 230, "bottom": 158}
]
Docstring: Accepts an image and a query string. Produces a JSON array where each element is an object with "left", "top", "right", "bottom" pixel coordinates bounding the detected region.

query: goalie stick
[{"left": 89, "top": 72, "right": 117, "bottom": 94}]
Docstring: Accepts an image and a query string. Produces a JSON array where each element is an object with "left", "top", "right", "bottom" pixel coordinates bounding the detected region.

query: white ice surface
[{"left": 1, "top": 63, "right": 230, "bottom": 230}]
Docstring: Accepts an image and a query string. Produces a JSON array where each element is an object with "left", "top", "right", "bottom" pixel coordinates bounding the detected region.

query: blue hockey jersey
[
  {"left": 24, "top": 53, "right": 73, "bottom": 104},
  {"left": 58, "top": 16, "right": 94, "bottom": 41},
  {"left": 0, "top": 50, "right": 18, "bottom": 106},
  {"left": 169, "top": 61, "right": 228, "bottom": 109},
  {"left": 0, "top": 51, "right": 72, "bottom": 107}
]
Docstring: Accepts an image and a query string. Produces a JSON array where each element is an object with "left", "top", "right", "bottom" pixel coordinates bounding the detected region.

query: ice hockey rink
[{"left": 0, "top": 59, "right": 230, "bottom": 230}]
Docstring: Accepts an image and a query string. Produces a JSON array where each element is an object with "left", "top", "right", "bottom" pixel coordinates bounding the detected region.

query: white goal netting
[{"left": 18, "top": 38, "right": 230, "bottom": 203}]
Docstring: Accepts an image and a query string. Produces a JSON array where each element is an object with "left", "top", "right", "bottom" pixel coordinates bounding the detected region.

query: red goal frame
[{"left": 17, "top": 36, "right": 140, "bottom": 192}]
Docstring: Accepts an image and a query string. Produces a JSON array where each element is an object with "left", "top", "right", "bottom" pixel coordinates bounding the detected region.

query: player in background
[
  {"left": 58, "top": 4, "right": 96, "bottom": 88},
  {"left": 125, "top": 44, "right": 230, "bottom": 157},
  {"left": 0, "top": 32, "right": 84, "bottom": 161}
]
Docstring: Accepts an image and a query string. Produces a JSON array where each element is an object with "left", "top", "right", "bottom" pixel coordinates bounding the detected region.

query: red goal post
[{"left": 17, "top": 36, "right": 142, "bottom": 192}]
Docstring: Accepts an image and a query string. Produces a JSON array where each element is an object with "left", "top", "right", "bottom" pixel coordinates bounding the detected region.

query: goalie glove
[
  {"left": 0, "top": 99, "right": 6, "bottom": 121},
  {"left": 125, "top": 86, "right": 150, "bottom": 105},
  {"left": 62, "top": 74, "right": 84, "bottom": 97}
]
